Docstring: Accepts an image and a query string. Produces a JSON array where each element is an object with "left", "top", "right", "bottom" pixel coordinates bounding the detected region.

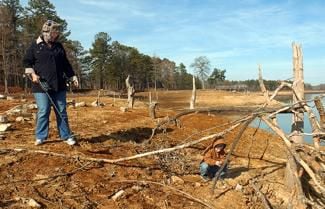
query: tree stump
[{"left": 149, "top": 102, "right": 158, "bottom": 119}]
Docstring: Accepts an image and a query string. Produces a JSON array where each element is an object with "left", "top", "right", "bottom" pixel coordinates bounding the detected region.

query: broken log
[
  {"left": 211, "top": 117, "right": 255, "bottom": 193},
  {"left": 261, "top": 116, "right": 325, "bottom": 194},
  {"left": 250, "top": 180, "right": 273, "bottom": 209}
]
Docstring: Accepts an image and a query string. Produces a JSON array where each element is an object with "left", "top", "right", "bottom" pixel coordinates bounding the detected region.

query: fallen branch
[
  {"left": 214, "top": 165, "right": 285, "bottom": 199},
  {"left": 0, "top": 162, "right": 95, "bottom": 186},
  {"left": 0, "top": 117, "right": 248, "bottom": 165},
  {"left": 261, "top": 116, "right": 325, "bottom": 194},
  {"left": 211, "top": 117, "right": 256, "bottom": 193},
  {"left": 151, "top": 106, "right": 285, "bottom": 139},
  {"left": 250, "top": 179, "right": 273, "bottom": 209},
  {"left": 111, "top": 179, "right": 215, "bottom": 209}
]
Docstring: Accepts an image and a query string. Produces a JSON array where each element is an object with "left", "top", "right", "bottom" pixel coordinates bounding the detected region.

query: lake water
[{"left": 252, "top": 93, "right": 325, "bottom": 144}]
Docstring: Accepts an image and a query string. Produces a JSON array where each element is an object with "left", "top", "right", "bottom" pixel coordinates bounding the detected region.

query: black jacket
[{"left": 23, "top": 36, "right": 75, "bottom": 93}]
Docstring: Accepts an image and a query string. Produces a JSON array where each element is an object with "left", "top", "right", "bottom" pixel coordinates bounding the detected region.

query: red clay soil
[{"left": 0, "top": 90, "right": 293, "bottom": 209}]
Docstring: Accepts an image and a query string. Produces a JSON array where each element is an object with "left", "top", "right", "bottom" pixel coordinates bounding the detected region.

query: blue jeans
[
  {"left": 200, "top": 162, "right": 227, "bottom": 179},
  {"left": 34, "top": 91, "right": 72, "bottom": 141}
]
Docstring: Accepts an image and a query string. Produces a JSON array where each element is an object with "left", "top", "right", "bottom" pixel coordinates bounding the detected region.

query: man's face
[
  {"left": 49, "top": 31, "right": 59, "bottom": 42},
  {"left": 214, "top": 145, "right": 224, "bottom": 152},
  {"left": 51, "top": 31, "right": 59, "bottom": 38}
]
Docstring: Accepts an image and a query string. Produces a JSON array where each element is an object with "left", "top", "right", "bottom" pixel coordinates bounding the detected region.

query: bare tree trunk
[
  {"left": 190, "top": 75, "right": 196, "bottom": 109},
  {"left": 113, "top": 91, "right": 116, "bottom": 106},
  {"left": 285, "top": 43, "right": 306, "bottom": 208},
  {"left": 149, "top": 102, "right": 158, "bottom": 119},
  {"left": 125, "top": 75, "right": 135, "bottom": 108},
  {"left": 258, "top": 65, "right": 270, "bottom": 103},
  {"left": 201, "top": 78, "right": 205, "bottom": 90},
  {"left": 1, "top": 32, "right": 9, "bottom": 94},
  {"left": 148, "top": 91, "right": 152, "bottom": 104},
  {"left": 291, "top": 42, "right": 304, "bottom": 144},
  {"left": 24, "top": 75, "right": 28, "bottom": 96}
]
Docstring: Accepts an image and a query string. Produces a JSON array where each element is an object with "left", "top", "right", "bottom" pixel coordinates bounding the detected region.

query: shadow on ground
[
  {"left": 226, "top": 166, "right": 249, "bottom": 179},
  {"left": 82, "top": 127, "right": 173, "bottom": 144}
]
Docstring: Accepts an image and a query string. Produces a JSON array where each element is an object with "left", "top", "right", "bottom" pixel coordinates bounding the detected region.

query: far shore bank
[{"left": 273, "top": 90, "right": 325, "bottom": 96}]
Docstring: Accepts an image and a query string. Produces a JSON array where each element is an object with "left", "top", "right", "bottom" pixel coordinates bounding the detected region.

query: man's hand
[
  {"left": 31, "top": 73, "right": 40, "bottom": 83},
  {"left": 215, "top": 161, "right": 222, "bottom": 166},
  {"left": 71, "top": 76, "right": 79, "bottom": 88}
]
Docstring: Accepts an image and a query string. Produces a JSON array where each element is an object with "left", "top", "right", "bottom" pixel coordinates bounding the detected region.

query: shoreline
[{"left": 273, "top": 90, "right": 325, "bottom": 96}]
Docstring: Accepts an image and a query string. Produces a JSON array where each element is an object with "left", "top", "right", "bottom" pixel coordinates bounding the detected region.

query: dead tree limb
[
  {"left": 211, "top": 117, "right": 256, "bottom": 193},
  {"left": 150, "top": 106, "right": 285, "bottom": 139},
  {"left": 263, "top": 81, "right": 293, "bottom": 108},
  {"left": 111, "top": 179, "right": 215, "bottom": 209},
  {"left": 315, "top": 97, "right": 325, "bottom": 129},
  {"left": 250, "top": 179, "right": 273, "bottom": 209},
  {"left": 288, "top": 86, "right": 322, "bottom": 150},
  {"left": 261, "top": 116, "right": 325, "bottom": 194},
  {"left": 0, "top": 118, "right": 247, "bottom": 165},
  {"left": 214, "top": 164, "right": 285, "bottom": 201}
]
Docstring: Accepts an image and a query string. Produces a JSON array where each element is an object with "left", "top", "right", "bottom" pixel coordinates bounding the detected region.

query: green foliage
[
  {"left": 22, "top": 0, "right": 69, "bottom": 41},
  {"left": 175, "top": 63, "right": 194, "bottom": 89},
  {"left": 63, "top": 40, "right": 88, "bottom": 88},
  {"left": 89, "top": 32, "right": 112, "bottom": 89},
  {"left": 207, "top": 68, "right": 226, "bottom": 88},
  {"left": 5, "top": 0, "right": 318, "bottom": 93}
]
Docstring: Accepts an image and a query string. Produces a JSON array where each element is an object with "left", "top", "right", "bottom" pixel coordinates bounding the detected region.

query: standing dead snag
[
  {"left": 291, "top": 42, "right": 304, "bottom": 144},
  {"left": 258, "top": 65, "right": 270, "bottom": 104},
  {"left": 211, "top": 117, "right": 255, "bottom": 193},
  {"left": 125, "top": 75, "right": 135, "bottom": 108},
  {"left": 190, "top": 75, "right": 196, "bottom": 109},
  {"left": 284, "top": 43, "right": 306, "bottom": 208},
  {"left": 257, "top": 43, "right": 325, "bottom": 208}
]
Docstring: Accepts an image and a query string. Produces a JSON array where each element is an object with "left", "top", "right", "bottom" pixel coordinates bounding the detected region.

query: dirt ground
[{"left": 0, "top": 90, "right": 293, "bottom": 208}]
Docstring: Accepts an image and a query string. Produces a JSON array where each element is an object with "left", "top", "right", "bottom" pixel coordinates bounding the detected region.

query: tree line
[
  {"left": 1, "top": 0, "right": 322, "bottom": 94},
  {"left": 0, "top": 0, "right": 201, "bottom": 94}
]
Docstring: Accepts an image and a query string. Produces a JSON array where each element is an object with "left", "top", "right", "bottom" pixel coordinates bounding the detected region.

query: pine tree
[
  {"left": 89, "top": 32, "right": 112, "bottom": 89},
  {"left": 0, "top": 0, "right": 23, "bottom": 93}
]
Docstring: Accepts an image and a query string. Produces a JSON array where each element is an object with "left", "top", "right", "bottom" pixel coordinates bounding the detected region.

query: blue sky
[{"left": 21, "top": 0, "right": 325, "bottom": 84}]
